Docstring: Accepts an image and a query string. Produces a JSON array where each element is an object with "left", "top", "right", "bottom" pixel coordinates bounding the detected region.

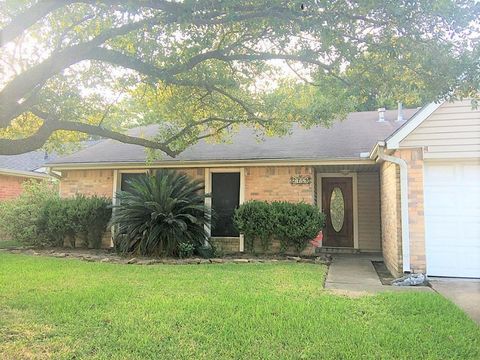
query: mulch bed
[
  {"left": 0, "top": 247, "right": 332, "bottom": 266},
  {"left": 371, "top": 260, "right": 396, "bottom": 285}
]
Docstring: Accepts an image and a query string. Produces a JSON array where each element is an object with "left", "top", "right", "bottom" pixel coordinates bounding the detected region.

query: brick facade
[
  {"left": 179, "top": 168, "right": 205, "bottom": 182},
  {"left": 209, "top": 237, "right": 240, "bottom": 254},
  {"left": 396, "top": 148, "right": 426, "bottom": 273},
  {"left": 59, "top": 166, "right": 315, "bottom": 253},
  {"left": 245, "top": 166, "right": 315, "bottom": 203},
  {"left": 380, "top": 161, "right": 403, "bottom": 277},
  {"left": 60, "top": 166, "right": 315, "bottom": 203},
  {"left": 379, "top": 148, "right": 426, "bottom": 276},
  {"left": 60, "top": 169, "right": 114, "bottom": 198},
  {"left": 0, "top": 174, "right": 27, "bottom": 200},
  {"left": 58, "top": 162, "right": 428, "bottom": 265}
]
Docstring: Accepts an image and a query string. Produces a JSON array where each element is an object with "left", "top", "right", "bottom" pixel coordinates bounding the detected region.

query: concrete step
[{"left": 317, "top": 247, "right": 360, "bottom": 254}]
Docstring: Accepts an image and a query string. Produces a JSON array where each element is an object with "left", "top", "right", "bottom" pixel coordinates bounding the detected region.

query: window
[
  {"left": 330, "top": 187, "right": 345, "bottom": 232},
  {"left": 120, "top": 173, "right": 147, "bottom": 192}
]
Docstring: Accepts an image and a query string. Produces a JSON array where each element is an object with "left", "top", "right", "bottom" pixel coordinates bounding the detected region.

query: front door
[
  {"left": 211, "top": 172, "right": 240, "bottom": 237},
  {"left": 322, "top": 177, "right": 353, "bottom": 247}
]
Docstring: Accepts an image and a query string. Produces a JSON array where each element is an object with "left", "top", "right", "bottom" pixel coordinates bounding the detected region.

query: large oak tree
[{"left": 0, "top": 0, "right": 478, "bottom": 156}]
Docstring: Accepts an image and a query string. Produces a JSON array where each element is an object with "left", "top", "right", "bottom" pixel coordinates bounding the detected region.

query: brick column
[
  {"left": 396, "top": 148, "right": 426, "bottom": 273},
  {"left": 380, "top": 161, "right": 403, "bottom": 276}
]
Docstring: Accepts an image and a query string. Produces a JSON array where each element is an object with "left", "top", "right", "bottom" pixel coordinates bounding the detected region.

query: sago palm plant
[{"left": 110, "top": 170, "right": 211, "bottom": 256}]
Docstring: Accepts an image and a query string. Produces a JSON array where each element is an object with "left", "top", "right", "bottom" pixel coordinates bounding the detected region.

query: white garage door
[{"left": 424, "top": 161, "right": 480, "bottom": 277}]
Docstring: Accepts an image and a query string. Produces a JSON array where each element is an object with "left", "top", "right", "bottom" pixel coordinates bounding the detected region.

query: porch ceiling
[{"left": 315, "top": 164, "right": 380, "bottom": 173}]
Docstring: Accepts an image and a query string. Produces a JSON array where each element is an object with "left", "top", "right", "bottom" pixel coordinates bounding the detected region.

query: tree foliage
[{"left": 0, "top": 0, "right": 478, "bottom": 155}]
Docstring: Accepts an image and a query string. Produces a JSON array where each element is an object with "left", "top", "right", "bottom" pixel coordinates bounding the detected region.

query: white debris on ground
[{"left": 392, "top": 273, "right": 428, "bottom": 286}]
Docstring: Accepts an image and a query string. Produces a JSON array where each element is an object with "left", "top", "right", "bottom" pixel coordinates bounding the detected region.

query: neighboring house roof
[
  {"left": 0, "top": 150, "right": 55, "bottom": 172},
  {"left": 0, "top": 150, "right": 57, "bottom": 178},
  {"left": 48, "top": 108, "right": 419, "bottom": 167}
]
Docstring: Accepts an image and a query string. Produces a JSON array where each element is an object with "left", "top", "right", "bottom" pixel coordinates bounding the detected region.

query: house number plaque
[{"left": 290, "top": 175, "right": 312, "bottom": 185}]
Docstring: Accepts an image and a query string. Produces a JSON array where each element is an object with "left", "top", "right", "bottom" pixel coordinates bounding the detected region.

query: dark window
[
  {"left": 211, "top": 173, "right": 240, "bottom": 237},
  {"left": 120, "top": 173, "right": 146, "bottom": 192}
]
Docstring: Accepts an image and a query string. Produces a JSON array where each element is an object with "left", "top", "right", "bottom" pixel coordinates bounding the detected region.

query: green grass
[{"left": 0, "top": 254, "right": 478, "bottom": 359}]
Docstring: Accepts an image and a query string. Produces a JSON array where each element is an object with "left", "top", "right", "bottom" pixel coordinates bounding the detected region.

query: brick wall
[
  {"left": 380, "top": 161, "right": 403, "bottom": 277},
  {"left": 245, "top": 166, "right": 315, "bottom": 203},
  {"left": 0, "top": 174, "right": 27, "bottom": 200},
  {"left": 396, "top": 148, "right": 426, "bottom": 273},
  {"left": 179, "top": 168, "right": 205, "bottom": 182},
  {"left": 210, "top": 237, "right": 240, "bottom": 254},
  {"left": 379, "top": 148, "right": 427, "bottom": 276},
  {"left": 60, "top": 166, "right": 314, "bottom": 203},
  {"left": 60, "top": 169, "right": 114, "bottom": 198},
  {"left": 58, "top": 166, "right": 315, "bottom": 252}
]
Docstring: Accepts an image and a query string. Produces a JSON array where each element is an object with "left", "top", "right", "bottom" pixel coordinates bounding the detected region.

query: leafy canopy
[{"left": 0, "top": 0, "right": 478, "bottom": 156}]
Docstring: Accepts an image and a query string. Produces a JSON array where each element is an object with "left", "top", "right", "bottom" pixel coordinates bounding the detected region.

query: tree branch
[
  {"left": 0, "top": 0, "right": 73, "bottom": 47},
  {"left": 0, "top": 110, "right": 178, "bottom": 157},
  {"left": 0, "top": 18, "right": 154, "bottom": 128}
]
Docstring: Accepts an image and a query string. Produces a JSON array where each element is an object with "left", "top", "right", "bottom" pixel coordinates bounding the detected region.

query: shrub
[
  {"left": 270, "top": 201, "right": 296, "bottom": 253},
  {"left": 110, "top": 170, "right": 211, "bottom": 257},
  {"left": 38, "top": 195, "right": 112, "bottom": 248},
  {"left": 233, "top": 201, "right": 274, "bottom": 252},
  {"left": 234, "top": 201, "right": 326, "bottom": 253},
  {"left": 37, "top": 197, "right": 74, "bottom": 247},
  {"left": 178, "top": 242, "right": 195, "bottom": 258},
  {"left": 272, "top": 201, "right": 326, "bottom": 252},
  {"left": 74, "top": 195, "right": 112, "bottom": 248},
  {"left": 0, "top": 179, "right": 111, "bottom": 248},
  {"left": 0, "top": 180, "right": 58, "bottom": 246}
]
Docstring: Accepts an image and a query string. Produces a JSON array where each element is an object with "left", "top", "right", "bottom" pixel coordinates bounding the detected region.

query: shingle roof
[
  {"left": 48, "top": 108, "right": 419, "bottom": 166},
  {"left": 0, "top": 150, "right": 55, "bottom": 172}
]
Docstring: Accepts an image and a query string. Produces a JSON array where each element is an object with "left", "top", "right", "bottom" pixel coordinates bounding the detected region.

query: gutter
[
  {"left": 0, "top": 168, "right": 49, "bottom": 179},
  {"left": 46, "top": 167, "right": 62, "bottom": 180},
  {"left": 47, "top": 157, "right": 376, "bottom": 171},
  {"left": 372, "top": 142, "right": 411, "bottom": 273}
]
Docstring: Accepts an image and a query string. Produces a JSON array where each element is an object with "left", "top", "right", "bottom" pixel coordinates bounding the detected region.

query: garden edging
[{"left": 0, "top": 247, "right": 332, "bottom": 266}]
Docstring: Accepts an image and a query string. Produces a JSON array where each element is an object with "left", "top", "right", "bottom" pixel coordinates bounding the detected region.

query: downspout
[
  {"left": 376, "top": 145, "right": 411, "bottom": 273},
  {"left": 46, "top": 167, "right": 62, "bottom": 180}
]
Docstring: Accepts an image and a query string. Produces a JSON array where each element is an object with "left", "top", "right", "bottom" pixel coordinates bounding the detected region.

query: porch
[{"left": 208, "top": 162, "right": 384, "bottom": 255}]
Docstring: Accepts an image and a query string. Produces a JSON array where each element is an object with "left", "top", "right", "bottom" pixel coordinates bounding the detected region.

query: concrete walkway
[
  {"left": 325, "top": 254, "right": 432, "bottom": 295},
  {"left": 430, "top": 278, "right": 480, "bottom": 325}
]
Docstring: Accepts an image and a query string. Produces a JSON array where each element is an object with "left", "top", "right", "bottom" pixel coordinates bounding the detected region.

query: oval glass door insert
[{"left": 330, "top": 187, "right": 345, "bottom": 232}]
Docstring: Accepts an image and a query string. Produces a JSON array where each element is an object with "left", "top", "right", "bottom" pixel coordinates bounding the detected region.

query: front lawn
[{"left": 0, "top": 254, "right": 478, "bottom": 359}]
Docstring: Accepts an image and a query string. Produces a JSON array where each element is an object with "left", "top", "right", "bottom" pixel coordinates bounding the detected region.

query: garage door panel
[
  {"left": 427, "top": 247, "right": 480, "bottom": 278},
  {"left": 426, "top": 218, "right": 459, "bottom": 239},
  {"left": 462, "top": 192, "right": 480, "bottom": 211},
  {"left": 425, "top": 165, "right": 456, "bottom": 183},
  {"left": 428, "top": 217, "right": 480, "bottom": 241},
  {"left": 463, "top": 165, "right": 480, "bottom": 182},
  {"left": 425, "top": 161, "right": 480, "bottom": 278},
  {"left": 424, "top": 189, "right": 457, "bottom": 214},
  {"left": 463, "top": 222, "right": 480, "bottom": 239}
]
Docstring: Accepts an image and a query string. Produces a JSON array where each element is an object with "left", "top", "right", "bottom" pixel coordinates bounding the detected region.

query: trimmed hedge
[
  {"left": 0, "top": 181, "right": 111, "bottom": 249},
  {"left": 234, "top": 200, "right": 325, "bottom": 253},
  {"left": 38, "top": 195, "right": 112, "bottom": 248}
]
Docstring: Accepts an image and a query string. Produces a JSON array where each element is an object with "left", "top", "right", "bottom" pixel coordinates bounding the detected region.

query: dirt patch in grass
[{"left": 0, "top": 308, "right": 69, "bottom": 360}]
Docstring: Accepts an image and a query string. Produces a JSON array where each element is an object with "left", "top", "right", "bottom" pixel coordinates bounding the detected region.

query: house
[
  {"left": 47, "top": 100, "right": 480, "bottom": 278},
  {"left": 0, "top": 151, "right": 54, "bottom": 200}
]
